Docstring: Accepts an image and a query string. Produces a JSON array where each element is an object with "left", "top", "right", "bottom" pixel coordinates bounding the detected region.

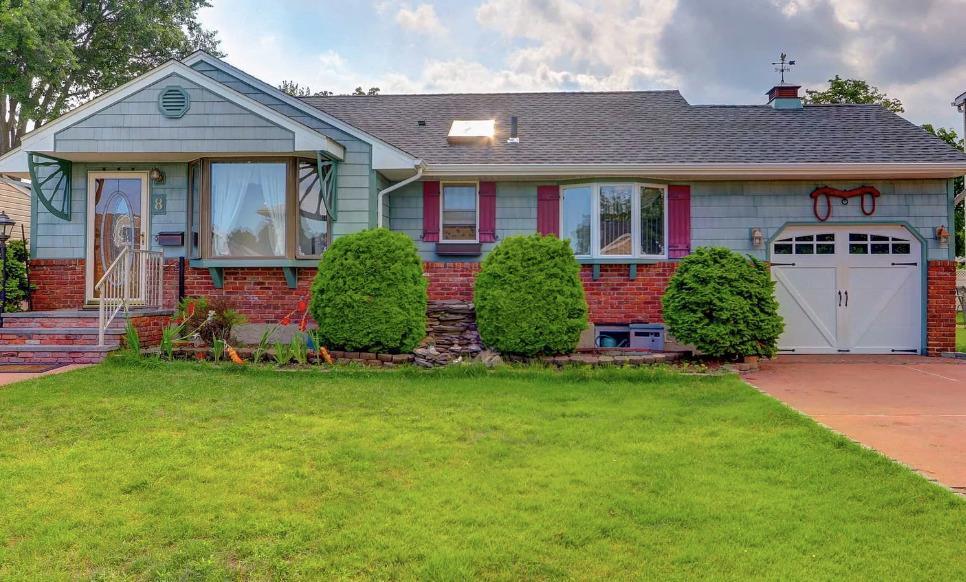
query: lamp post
[{"left": 0, "top": 211, "right": 15, "bottom": 328}]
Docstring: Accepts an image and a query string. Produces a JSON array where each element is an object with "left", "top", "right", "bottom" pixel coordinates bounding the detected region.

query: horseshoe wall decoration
[{"left": 810, "top": 185, "right": 880, "bottom": 222}]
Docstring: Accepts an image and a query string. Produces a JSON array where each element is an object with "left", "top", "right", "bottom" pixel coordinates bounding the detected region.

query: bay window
[
  {"left": 210, "top": 161, "right": 287, "bottom": 257},
  {"left": 192, "top": 157, "right": 331, "bottom": 261},
  {"left": 561, "top": 182, "right": 667, "bottom": 258},
  {"left": 441, "top": 182, "right": 478, "bottom": 242}
]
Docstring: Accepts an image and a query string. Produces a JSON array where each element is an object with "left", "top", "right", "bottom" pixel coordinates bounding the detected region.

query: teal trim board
[
  {"left": 947, "top": 178, "right": 957, "bottom": 261},
  {"left": 208, "top": 267, "right": 225, "bottom": 289},
  {"left": 190, "top": 258, "right": 319, "bottom": 268},
  {"left": 282, "top": 266, "right": 299, "bottom": 289}
]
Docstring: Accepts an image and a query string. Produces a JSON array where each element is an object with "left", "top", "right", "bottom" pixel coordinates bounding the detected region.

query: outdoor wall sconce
[
  {"left": 750, "top": 227, "right": 765, "bottom": 248},
  {"left": 149, "top": 167, "right": 165, "bottom": 184},
  {"left": 936, "top": 225, "right": 951, "bottom": 246}
]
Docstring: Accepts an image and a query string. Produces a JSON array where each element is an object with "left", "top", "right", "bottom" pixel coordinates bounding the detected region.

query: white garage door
[{"left": 771, "top": 225, "right": 921, "bottom": 354}]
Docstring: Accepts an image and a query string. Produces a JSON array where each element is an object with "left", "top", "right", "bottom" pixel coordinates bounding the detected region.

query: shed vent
[{"left": 158, "top": 86, "right": 190, "bottom": 118}]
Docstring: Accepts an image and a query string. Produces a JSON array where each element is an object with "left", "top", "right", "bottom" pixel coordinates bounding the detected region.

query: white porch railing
[{"left": 96, "top": 246, "right": 165, "bottom": 346}]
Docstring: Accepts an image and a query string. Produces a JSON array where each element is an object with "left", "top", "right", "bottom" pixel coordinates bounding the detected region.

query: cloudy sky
[{"left": 199, "top": 0, "right": 966, "bottom": 130}]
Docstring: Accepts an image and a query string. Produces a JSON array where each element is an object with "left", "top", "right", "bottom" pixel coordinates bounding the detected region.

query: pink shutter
[
  {"left": 422, "top": 181, "right": 440, "bottom": 242},
  {"left": 536, "top": 185, "right": 560, "bottom": 236},
  {"left": 479, "top": 181, "right": 497, "bottom": 242},
  {"left": 667, "top": 185, "right": 691, "bottom": 258}
]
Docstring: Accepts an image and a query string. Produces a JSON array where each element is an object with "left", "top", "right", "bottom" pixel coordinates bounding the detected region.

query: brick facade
[
  {"left": 580, "top": 263, "right": 677, "bottom": 323},
  {"left": 182, "top": 266, "right": 317, "bottom": 323},
  {"left": 423, "top": 261, "right": 677, "bottom": 324},
  {"left": 29, "top": 259, "right": 86, "bottom": 310},
  {"left": 424, "top": 262, "right": 481, "bottom": 301},
  {"left": 926, "top": 260, "right": 956, "bottom": 356},
  {"left": 27, "top": 258, "right": 955, "bottom": 356}
]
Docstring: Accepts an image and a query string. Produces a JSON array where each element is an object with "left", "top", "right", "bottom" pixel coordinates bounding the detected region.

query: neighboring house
[
  {"left": 0, "top": 178, "right": 30, "bottom": 243},
  {"left": 1, "top": 51, "right": 966, "bottom": 359}
]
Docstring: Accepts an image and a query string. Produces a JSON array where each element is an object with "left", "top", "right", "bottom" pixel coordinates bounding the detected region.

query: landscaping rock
[{"left": 419, "top": 300, "right": 484, "bottom": 367}]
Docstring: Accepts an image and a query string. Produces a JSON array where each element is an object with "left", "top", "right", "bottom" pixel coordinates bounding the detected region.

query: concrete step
[
  {"left": 0, "top": 327, "right": 124, "bottom": 346},
  {"left": 0, "top": 344, "right": 119, "bottom": 364},
  {"left": 1, "top": 309, "right": 172, "bottom": 329}
]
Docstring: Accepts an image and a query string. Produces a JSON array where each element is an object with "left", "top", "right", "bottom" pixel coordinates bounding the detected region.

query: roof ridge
[{"left": 301, "top": 89, "right": 684, "bottom": 99}]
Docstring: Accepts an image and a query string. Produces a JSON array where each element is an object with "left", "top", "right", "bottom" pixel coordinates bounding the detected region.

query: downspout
[{"left": 377, "top": 160, "right": 425, "bottom": 229}]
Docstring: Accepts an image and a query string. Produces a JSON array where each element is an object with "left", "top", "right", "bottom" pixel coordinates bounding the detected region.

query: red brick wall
[
  {"left": 29, "top": 259, "right": 86, "bottom": 310},
  {"left": 183, "top": 266, "right": 317, "bottom": 324},
  {"left": 129, "top": 314, "right": 173, "bottom": 347},
  {"left": 581, "top": 263, "right": 677, "bottom": 323},
  {"left": 424, "top": 262, "right": 480, "bottom": 301},
  {"left": 423, "top": 261, "right": 676, "bottom": 324},
  {"left": 31, "top": 258, "right": 950, "bottom": 356},
  {"left": 926, "top": 260, "right": 956, "bottom": 356}
]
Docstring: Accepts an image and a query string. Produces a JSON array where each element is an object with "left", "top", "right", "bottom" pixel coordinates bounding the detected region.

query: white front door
[
  {"left": 771, "top": 225, "right": 921, "bottom": 354},
  {"left": 85, "top": 172, "right": 150, "bottom": 302}
]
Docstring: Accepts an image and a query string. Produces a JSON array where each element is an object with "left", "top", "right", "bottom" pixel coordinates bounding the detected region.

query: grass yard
[
  {"left": 1, "top": 361, "right": 964, "bottom": 579},
  {"left": 958, "top": 312, "right": 966, "bottom": 352}
]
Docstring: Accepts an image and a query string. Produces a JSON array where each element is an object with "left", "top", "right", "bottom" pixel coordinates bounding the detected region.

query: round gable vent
[{"left": 158, "top": 86, "right": 190, "bottom": 118}]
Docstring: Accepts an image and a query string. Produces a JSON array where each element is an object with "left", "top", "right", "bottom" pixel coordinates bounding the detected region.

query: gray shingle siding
[
  {"left": 388, "top": 178, "right": 952, "bottom": 262},
  {"left": 55, "top": 74, "right": 295, "bottom": 153},
  {"left": 190, "top": 61, "right": 375, "bottom": 233},
  {"left": 33, "top": 161, "right": 188, "bottom": 260}
]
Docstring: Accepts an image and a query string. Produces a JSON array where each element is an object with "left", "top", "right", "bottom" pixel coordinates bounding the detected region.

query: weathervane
[{"left": 772, "top": 52, "right": 796, "bottom": 84}]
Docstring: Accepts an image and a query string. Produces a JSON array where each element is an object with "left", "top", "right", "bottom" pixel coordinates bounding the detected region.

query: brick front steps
[{"left": 0, "top": 309, "right": 173, "bottom": 364}]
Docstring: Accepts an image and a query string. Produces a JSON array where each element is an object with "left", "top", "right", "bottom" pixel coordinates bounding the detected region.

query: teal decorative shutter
[
  {"left": 315, "top": 151, "right": 339, "bottom": 221},
  {"left": 27, "top": 153, "right": 72, "bottom": 221}
]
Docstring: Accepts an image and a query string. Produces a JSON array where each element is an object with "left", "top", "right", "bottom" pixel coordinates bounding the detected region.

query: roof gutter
[
  {"left": 377, "top": 160, "right": 424, "bottom": 228},
  {"left": 421, "top": 162, "right": 966, "bottom": 180}
]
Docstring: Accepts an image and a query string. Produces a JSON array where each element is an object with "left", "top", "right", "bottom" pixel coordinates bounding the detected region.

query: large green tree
[
  {"left": 804, "top": 75, "right": 904, "bottom": 113},
  {"left": 0, "top": 0, "right": 221, "bottom": 155},
  {"left": 923, "top": 124, "right": 966, "bottom": 256}
]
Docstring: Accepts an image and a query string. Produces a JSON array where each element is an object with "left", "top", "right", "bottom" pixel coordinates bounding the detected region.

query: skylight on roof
[{"left": 448, "top": 119, "right": 495, "bottom": 142}]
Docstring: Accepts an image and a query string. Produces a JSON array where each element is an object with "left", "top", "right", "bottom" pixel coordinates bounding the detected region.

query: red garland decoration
[{"left": 810, "top": 186, "right": 880, "bottom": 222}]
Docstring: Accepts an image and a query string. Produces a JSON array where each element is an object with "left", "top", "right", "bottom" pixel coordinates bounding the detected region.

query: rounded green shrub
[
  {"left": 309, "top": 228, "right": 427, "bottom": 353},
  {"left": 661, "top": 247, "right": 784, "bottom": 360},
  {"left": 474, "top": 234, "right": 588, "bottom": 356}
]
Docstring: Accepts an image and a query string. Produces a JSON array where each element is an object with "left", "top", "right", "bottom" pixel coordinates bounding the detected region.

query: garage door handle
[
  {"left": 891, "top": 262, "right": 918, "bottom": 266},
  {"left": 844, "top": 290, "right": 848, "bottom": 307},
  {"left": 838, "top": 290, "right": 842, "bottom": 306}
]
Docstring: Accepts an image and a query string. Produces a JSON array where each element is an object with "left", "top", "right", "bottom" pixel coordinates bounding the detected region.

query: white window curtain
[{"left": 211, "top": 162, "right": 287, "bottom": 257}]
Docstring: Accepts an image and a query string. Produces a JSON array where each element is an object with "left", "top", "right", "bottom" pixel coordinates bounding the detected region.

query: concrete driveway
[{"left": 745, "top": 355, "right": 966, "bottom": 493}]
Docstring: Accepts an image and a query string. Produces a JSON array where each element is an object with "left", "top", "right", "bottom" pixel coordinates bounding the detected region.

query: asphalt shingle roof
[{"left": 301, "top": 90, "right": 966, "bottom": 166}]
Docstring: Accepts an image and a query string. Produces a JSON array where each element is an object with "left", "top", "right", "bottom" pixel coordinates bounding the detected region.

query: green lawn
[
  {"left": 1, "top": 361, "right": 964, "bottom": 579},
  {"left": 958, "top": 312, "right": 966, "bottom": 352}
]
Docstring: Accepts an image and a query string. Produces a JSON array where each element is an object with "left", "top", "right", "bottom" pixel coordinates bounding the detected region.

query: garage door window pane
[
  {"left": 816, "top": 233, "right": 835, "bottom": 242},
  {"left": 871, "top": 243, "right": 890, "bottom": 254},
  {"left": 849, "top": 233, "right": 868, "bottom": 241},
  {"left": 795, "top": 244, "right": 814, "bottom": 254},
  {"left": 816, "top": 244, "right": 835, "bottom": 254},
  {"left": 850, "top": 244, "right": 868, "bottom": 254},
  {"left": 774, "top": 243, "right": 793, "bottom": 254},
  {"left": 892, "top": 243, "right": 910, "bottom": 254}
]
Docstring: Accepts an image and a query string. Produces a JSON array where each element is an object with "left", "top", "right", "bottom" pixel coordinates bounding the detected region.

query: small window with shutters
[
  {"left": 440, "top": 182, "right": 479, "bottom": 242},
  {"left": 555, "top": 182, "right": 671, "bottom": 259}
]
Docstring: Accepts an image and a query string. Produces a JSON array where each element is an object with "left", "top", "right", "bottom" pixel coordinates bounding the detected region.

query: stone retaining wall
[{"left": 414, "top": 300, "right": 483, "bottom": 367}]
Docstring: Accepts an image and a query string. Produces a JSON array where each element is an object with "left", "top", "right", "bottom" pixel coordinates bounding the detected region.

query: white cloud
[
  {"left": 199, "top": 0, "right": 965, "bottom": 129},
  {"left": 395, "top": 4, "right": 446, "bottom": 36}
]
